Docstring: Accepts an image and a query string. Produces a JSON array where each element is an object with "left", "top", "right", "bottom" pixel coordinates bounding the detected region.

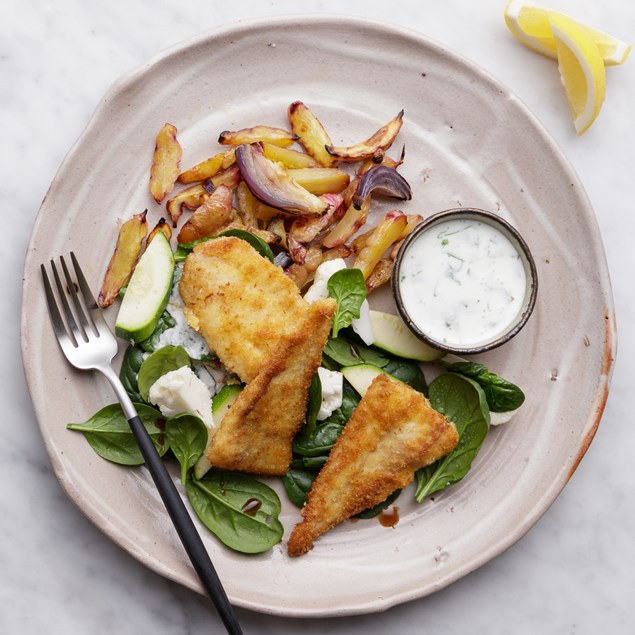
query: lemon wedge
[
  {"left": 505, "top": 0, "right": 631, "bottom": 66},
  {"left": 548, "top": 13, "right": 606, "bottom": 135}
]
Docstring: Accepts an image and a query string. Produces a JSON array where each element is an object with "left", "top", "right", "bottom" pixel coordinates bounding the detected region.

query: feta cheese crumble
[
  {"left": 303, "top": 258, "right": 376, "bottom": 345},
  {"left": 317, "top": 366, "right": 344, "bottom": 421},
  {"left": 148, "top": 365, "right": 215, "bottom": 430}
]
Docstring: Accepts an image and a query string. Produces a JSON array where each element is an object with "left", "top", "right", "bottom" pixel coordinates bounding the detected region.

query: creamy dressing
[{"left": 399, "top": 218, "right": 527, "bottom": 348}]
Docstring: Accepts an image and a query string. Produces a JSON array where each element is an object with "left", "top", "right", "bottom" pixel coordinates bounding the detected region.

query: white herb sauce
[{"left": 399, "top": 219, "right": 527, "bottom": 348}]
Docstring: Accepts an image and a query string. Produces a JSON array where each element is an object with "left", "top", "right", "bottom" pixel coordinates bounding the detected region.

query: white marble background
[{"left": 3, "top": 0, "right": 634, "bottom": 633}]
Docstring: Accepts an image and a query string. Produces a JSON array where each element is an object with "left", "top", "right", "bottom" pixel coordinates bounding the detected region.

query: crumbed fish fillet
[
  {"left": 179, "top": 236, "right": 311, "bottom": 382},
  {"left": 207, "top": 298, "right": 336, "bottom": 475},
  {"left": 287, "top": 374, "right": 459, "bottom": 557}
]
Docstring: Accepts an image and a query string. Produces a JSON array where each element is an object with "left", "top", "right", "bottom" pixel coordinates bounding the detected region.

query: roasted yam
[
  {"left": 353, "top": 210, "right": 408, "bottom": 279},
  {"left": 261, "top": 143, "right": 320, "bottom": 168},
  {"left": 288, "top": 101, "right": 337, "bottom": 167},
  {"left": 321, "top": 195, "right": 370, "bottom": 249},
  {"left": 178, "top": 147, "right": 236, "bottom": 184},
  {"left": 325, "top": 110, "right": 404, "bottom": 163},
  {"left": 288, "top": 193, "right": 345, "bottom": 244},
  {"left": 147, "top": 217, "right": 172, "bottom": 244},
  {"left": 166, "top": 181, "right": 214, "bottom": 227},
  {"left": 219, "top": 126, "right": 299, "bottom": 147},
  {"left": 176, "top": 184, "right": 234, "bottom": 244},
  {"left": 288, "top": 167, "right": 350, "bottom": 195},
  {"left": 98, "top": 211, "right": 147, "bottom": 308},
  {"left": 179, "top": 236, "right": 313, "bottom": 382},
  {"left": 149, "top": 123, "right": 182, "bottom": 203},
  {"left": 207, "top": 299, "right": 336, "bottom": 475},
  {"left": 287, "top": 374, "right": 459, "bottom": 556}
]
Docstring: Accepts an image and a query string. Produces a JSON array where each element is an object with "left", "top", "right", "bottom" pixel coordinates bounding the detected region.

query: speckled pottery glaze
[{"left": 21, "top": 15, "right": 615, "bottom": 617}]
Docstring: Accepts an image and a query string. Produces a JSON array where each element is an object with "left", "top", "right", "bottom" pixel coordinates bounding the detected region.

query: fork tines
[{"left": 41, "top": 253, "right": 98, "bottom": 349}]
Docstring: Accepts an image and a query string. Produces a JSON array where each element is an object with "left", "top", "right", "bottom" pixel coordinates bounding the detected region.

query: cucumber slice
[
  {"left": 369, "top": 310, "right": 444, "bottom": 362},
  {"left": 341, "top": 364, "right": 392, "bottom": 397},
  {"left": 115, "top": 233, "right": 175, "bottom": 343},
  {"left": 194, "top": 384, "right": 243, "bottom": 479}
]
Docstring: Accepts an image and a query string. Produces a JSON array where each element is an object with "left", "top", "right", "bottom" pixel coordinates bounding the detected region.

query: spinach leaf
[
  {"left": 293, "top": 421, "right": 345, "bottom": 457},
  {"left": 293, "top": 381, "right": 360, "bottom": 457},
  {"left": 443, "top": 361, "right": 525, "bottom": 412},
  {"left": 186, "top": 470, "right": 284, "bottom": 554},
  {"left": 137, "top": 345, "right": 191, "bottom": 402},
  {"left": 327, "top": 268, "right": 367, "bottom": 337},
  {"left": 323, "top": 335, "right": 388, "bottom": 369},
  {"left": 304, "top": 372, "right": 322, "bottom": 436},
  {"left": 355, "top": 489, "right": 402, "bottom": 519},
  {"left": 138, "top": 311, "right": 176, "bottom": 353},
  {"left": 382, "top": 358, "right": 427, "bottom": 395},
  {"left": 283, "top": 468, "right": 317, "bottom": 508},
  {"left": 290, "top": 455, "right": 328, "bottom": 470},
  {"left": 67, "top": 403, "right": 167, "bottom": 465},
  {"left": 120, "top": 345, "right": 146, "bottom": 403},
  {"left": 415, "top": 373, "right": 490, "bottom": 503},
  {"left": 174, "top": 229, "right": 274, "bottom": 263},
  {"left": 218, "top": 228, "right": 274, "bottom": 262},
  {"left": 165, "top": 413, "right": 208, "bottom": 483},
  {"left": 174, "top": 239, "right": 205, "bottom": 262}
]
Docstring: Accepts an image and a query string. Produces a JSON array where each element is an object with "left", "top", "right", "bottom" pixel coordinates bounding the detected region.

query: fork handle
[
  {"left": 126, "top": 413, "right": 244, "bottom": 634},
  {"left": 100, "top": 365, "right": 243, "bottom": 635}
]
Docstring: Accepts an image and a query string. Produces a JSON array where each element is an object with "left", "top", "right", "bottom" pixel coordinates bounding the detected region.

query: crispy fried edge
[
  {"left": 287, "top": 374, "right": 459, "bottom": 556},
  {"left": 207, "top": 298, "right": 336, "bottom": 475}
]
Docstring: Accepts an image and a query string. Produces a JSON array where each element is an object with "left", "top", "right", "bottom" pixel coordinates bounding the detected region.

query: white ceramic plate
[{"left": 21, "top": 16, "right": 616, "bottom": 617}]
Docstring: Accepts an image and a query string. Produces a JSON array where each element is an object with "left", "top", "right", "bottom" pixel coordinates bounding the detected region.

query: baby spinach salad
[{"left": 69, "top": 231, "right": 525, "bottom": 555}]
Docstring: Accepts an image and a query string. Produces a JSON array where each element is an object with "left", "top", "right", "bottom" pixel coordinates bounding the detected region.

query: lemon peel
[
  {"left": 504, "top": 0, "right": 631, "bottom": 66},
  {"left": 548, "top": 13, "right": 606, "bottom": 135}
]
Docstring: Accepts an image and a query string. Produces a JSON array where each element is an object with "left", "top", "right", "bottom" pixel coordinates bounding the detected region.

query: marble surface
[{"left": 3, "top": 0, "right": 634, "bottom": 633}]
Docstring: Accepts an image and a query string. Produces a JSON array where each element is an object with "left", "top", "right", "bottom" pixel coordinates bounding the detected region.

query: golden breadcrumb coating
[
  {"left": 179, "top": 236, "right": 311, "bottom": 382},
  {"left": 287, "top": 374, "right": 459, "bottom": 556},
  {"left": 207, "top": 299, "right": 336, "bottom": 475}
]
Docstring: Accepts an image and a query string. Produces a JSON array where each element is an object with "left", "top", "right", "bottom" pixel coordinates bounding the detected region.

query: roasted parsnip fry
[
  {"left": 166, "top": 182, "right": 211, "bottom": 227},
  {"left": 219, "top": 126, "right": 299, "bottom": 147},
  {"left": 284, "top": 262, "right": 311, "bottom": 289},
  {"left": 288, "top": 101, "right": 337, "bottom": 167},
  {"left": 288, "top": 167, "right": 350, "bottom": 195},
  {"left": 209, "top": 164, "right": 241, "bottom": 190},
  {"left": 390, "top": 213, "right": 423, "bottom": 258},
  {"left": 321, "top": 195, "right": 371, "bottom": 249},
  {"left": 354, "top": 213, "right": 423, "bottom": 254},
  {"left": 303, "top": 245, "right": 324, "bottom": 273},
  {"left": 288, "top": 193, "right": 345, "bottom": 244},
  {"left": 357, "top": 145, "right": 405, "bottom": 176},
  {"left": 236, "top": 181, "right": 261, "bottom": 228},
  {"left": 149, "top": 123, "right": 182, "bottom": 203},
  {"left": 261, "top": 143, "right": 320, "bottom": 168},
  {"left": 365, "top": 258, "right": 393, "bottom": 292},
  {"left": 322, "top": 244, "right": 353, "bottom": 261},
  {"left": 353, "top": 210, "right": 408, "bottom": 279},
  {"left": 325, "top": 110, "right": 404, "bottom": 162},
  {"left": 176, "top": 184, "right": 234, "bottom": 244},
  {"left": 178, "top": 147, "right": 236, "bottom": 184},
  {"left": 288, "top": 235, "right": 307, "bottom": 266},
  {"left": 98, "top": 211, "right": 148, "bottom": 308},
  {"left": 148, "top": 217, "right": 172, "bottom": 244},
  {"left": 267, "top": 217, "right": 288, "bottom": 250}
]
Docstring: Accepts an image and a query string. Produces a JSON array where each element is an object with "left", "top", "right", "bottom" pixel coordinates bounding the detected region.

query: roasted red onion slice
[
  {"left": 352, "top": 165, "right": 412, "bottom": 210},
  {"left": 235, "top": 143, "right": 329, "bottom": 215}
]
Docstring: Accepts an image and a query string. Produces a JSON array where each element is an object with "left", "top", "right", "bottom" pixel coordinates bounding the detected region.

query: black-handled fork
[{"left": 41, "top": 252, "right": 243, "bottom": 635}]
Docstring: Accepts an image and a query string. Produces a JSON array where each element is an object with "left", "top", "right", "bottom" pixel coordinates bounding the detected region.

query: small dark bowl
[{"left": 392, "top": 207, "right": 538, "bottom": 355}]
